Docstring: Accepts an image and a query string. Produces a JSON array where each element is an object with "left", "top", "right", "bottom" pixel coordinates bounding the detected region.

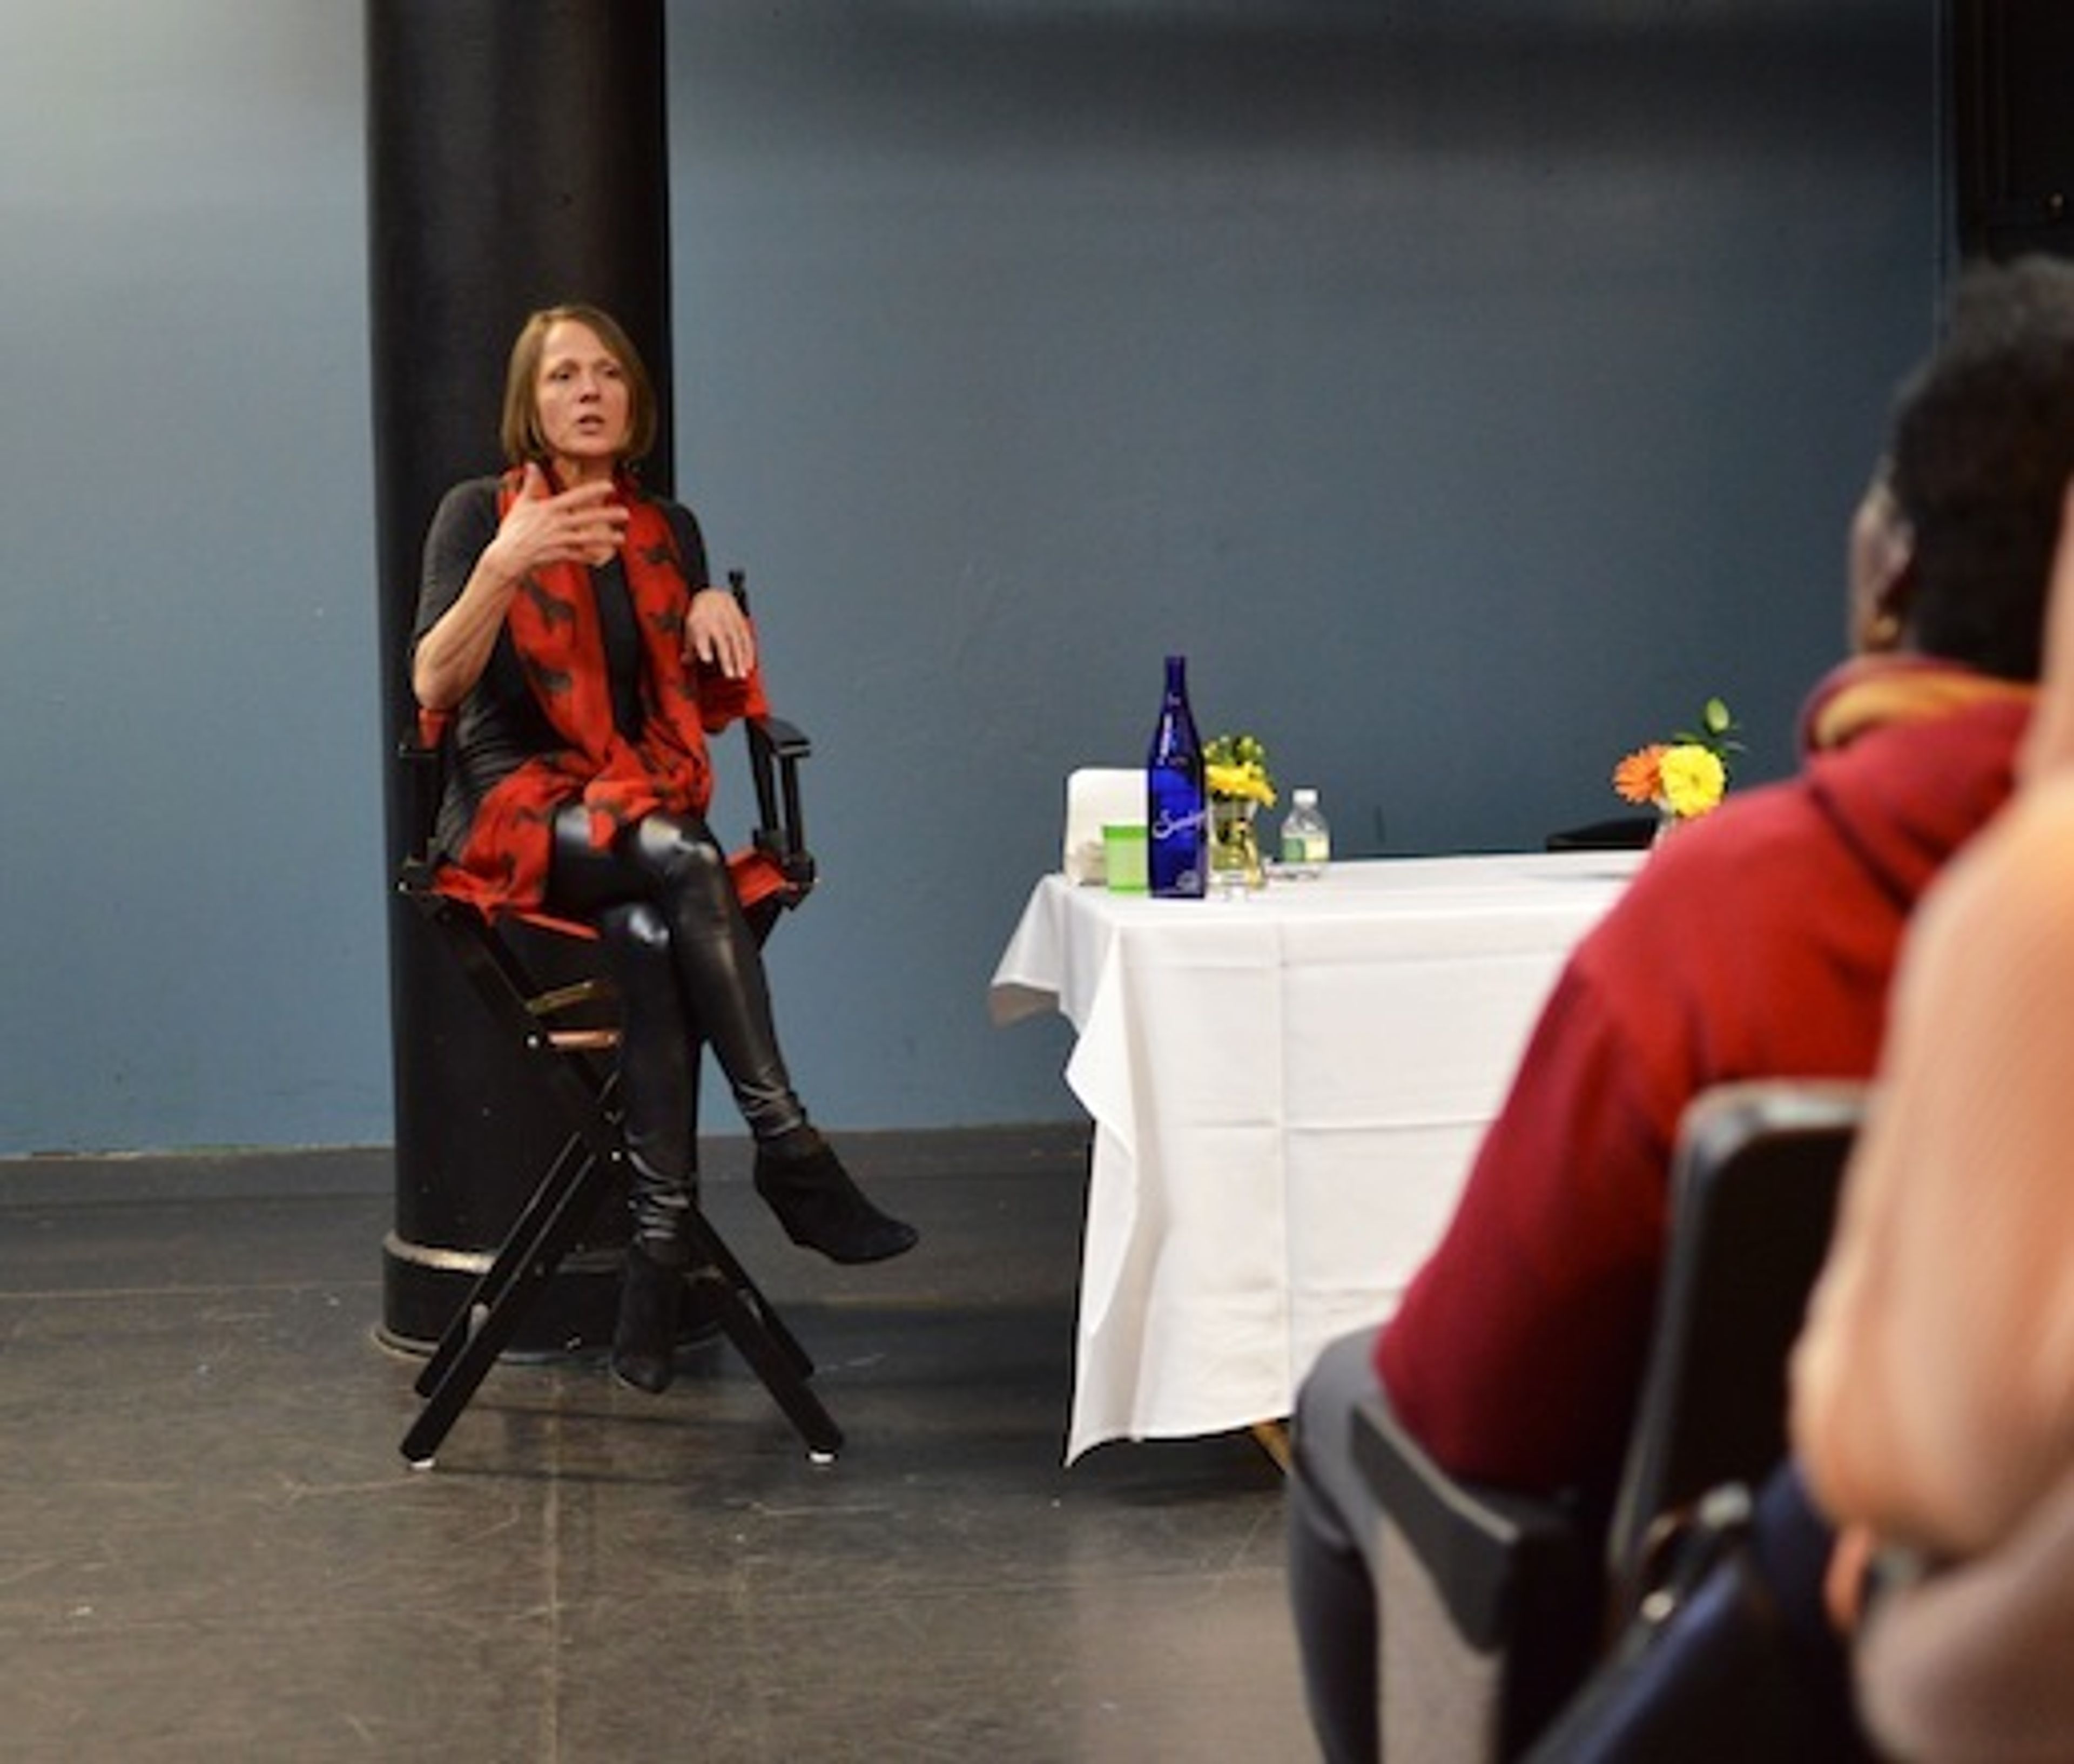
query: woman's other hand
[{"left": 685, "top": 585, "right": 756, "bottom": 679}]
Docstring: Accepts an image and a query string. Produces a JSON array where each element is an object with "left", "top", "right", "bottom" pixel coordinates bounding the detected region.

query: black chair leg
[
  {"left": 401, "top": 1143, "right": 619, "bottom": 1467},
  {"left": 693, "top": 1265, "right": 844, "bottom": 1462},
  {"left": 413, "top": 1126, "right": 595, "bottom": 1401},
  {"left": 401, "top": 1160, "right": 846, "bottom": 1465},
  {"left": 683, "top": 1212, "right": 814, "bottom": 1379},
  {"left": 398, "top": 898, "right": 846, "bottom": 1466},
  {"left": 396, "top": 1057, "right": 846, "bottom": 1464},
  {"left": 682, "top": 1211, "right": 843, "bottom": 1458}
]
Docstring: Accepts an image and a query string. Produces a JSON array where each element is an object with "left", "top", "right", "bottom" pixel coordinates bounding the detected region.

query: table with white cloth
[{"left": 988, "top": 852, "right": 1642, "bottom": 1463}]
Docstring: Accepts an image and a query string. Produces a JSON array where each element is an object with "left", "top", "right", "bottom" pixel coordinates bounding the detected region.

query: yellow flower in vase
[
  {"left": 1657, "top": 744, "right": 1727, "bottom": 817},
  {"left": 1612, "top": 697, "right": 1741, "bottom": 841},
  {"left": 1203, "top": 732, "right": 1275, "bottom": 890},
  {"left": 1203, "top": 732, "right": 1278, "bottom": 807}
]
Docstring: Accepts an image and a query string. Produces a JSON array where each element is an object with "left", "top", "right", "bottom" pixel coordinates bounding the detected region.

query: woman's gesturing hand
[
  {"left": 414, "top": 466, "right": 627, "bottom": 711},
  {"left": 491, "top": 462, "right": 629, "bottom": 574}
]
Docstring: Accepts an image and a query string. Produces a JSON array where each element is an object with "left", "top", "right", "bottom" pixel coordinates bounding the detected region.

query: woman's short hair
[
  {"left": 499, "top": 303, "right": 659, "bottom": 468},
  {"left": 1890, "top": 255, "right": 2074, "bottom": 683}
]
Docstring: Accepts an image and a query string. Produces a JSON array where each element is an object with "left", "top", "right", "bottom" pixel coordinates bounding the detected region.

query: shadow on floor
[{"left": 0, "top": 1135, "right": 1309, "bottom": 1761}]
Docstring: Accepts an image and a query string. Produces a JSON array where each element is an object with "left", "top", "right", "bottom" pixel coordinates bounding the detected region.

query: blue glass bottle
[{"left": 1146, "top": 654, "right": 1207, "bottom": 898}]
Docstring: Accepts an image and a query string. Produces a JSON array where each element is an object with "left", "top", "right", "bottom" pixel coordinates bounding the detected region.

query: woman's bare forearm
[
  {"left": 414, "top": 469, "right": 627, "bottom": 709},
  {"left": 413, "top": 542, "right": 522, "bottom": 710}
]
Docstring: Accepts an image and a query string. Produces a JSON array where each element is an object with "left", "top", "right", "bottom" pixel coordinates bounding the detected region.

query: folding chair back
[
  {"left": 1352, "top": 1079, "right": 1867, "bottom": 1760},
  {"left": 1605, "top": 1081, "right": 1863, "bottom": 1605}
]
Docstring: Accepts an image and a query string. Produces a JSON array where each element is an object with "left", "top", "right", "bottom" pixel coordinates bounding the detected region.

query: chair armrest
[
  {"left": 744, "top": 711, "right": 814, "bottom": 893},
  {"left": 724, "top": 570, "right": 814, "bottom": 891},
  {"left": 749, "top": 711, "right": 811, "bottom": 764},
  {"left": 1354, "top": 1392, "right": 1594, "bottom": 1653},
  {"left": 395, "top": 721, "right": 447, "bottom": 893}
]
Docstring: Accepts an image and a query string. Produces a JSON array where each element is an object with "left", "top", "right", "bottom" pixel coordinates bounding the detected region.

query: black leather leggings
[{"left": 546, "top": 806, "right": 806, "bottom": 1214}]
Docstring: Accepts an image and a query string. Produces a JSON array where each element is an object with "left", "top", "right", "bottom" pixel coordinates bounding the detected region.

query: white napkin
[{"left": 1063, "top": 768, "right": 1146, "bottom": 884}]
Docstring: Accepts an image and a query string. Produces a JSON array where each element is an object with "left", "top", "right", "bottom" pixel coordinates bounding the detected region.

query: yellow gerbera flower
[{"left": 1658, "top": 743, "right": 1726, "bottom": 818}]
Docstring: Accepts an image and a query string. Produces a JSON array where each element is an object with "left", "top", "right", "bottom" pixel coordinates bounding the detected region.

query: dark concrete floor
[{"left": 0, "top": 1133, "right": 1308, "bottom": 1761}]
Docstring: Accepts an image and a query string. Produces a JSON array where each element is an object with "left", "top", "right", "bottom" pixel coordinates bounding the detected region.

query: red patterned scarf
[{"left": 436, "top": 467, "right": 770, "bottom": 917}]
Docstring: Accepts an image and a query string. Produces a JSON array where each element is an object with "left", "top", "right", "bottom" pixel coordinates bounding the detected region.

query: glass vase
[{"left": 1210, "top": 797, "right": 1267, "bottom": 894}]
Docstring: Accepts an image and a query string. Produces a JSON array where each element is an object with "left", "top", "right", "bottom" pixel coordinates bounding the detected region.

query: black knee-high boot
[
  {"left": 625, "top": 819, "right": 919, "bottom": 1264},
  {"left": 612, "top": 1154, "right": 691, "bottom": 1395},
  {"left": 549, "top": 811, "right": 920, "bottom": 1269},
  {"left": 612, "top": 1245, "right": 681, "bottom": 1395},
  {"left": 753, "top": 1129, "right": 918, "bottom": 1265},
  {"left": 570, "top": 896, "right": 699, "bottom": 1391}
]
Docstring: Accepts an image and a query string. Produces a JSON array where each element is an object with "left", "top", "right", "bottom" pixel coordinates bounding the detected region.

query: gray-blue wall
[{"left": 2, "top": 1, "right": 1939, "bottom": 1156}]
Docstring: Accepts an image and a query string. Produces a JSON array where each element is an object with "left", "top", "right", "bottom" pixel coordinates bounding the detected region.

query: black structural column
[
  {"left": 367, "top": 0, "right": 672, "bottom": 1352},
  {"left": 1950, "top": 0, "right": 2074, "bottom": 261}
]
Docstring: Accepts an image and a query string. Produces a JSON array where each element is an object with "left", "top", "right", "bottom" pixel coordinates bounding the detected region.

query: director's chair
[{"left": 394, "top": 573, "right": 844, "bottom": 1468}]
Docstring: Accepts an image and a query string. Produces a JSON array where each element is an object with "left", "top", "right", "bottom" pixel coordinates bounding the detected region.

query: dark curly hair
[{"left": 1888, "top": 255, "right": 2074, "bottom": 682}]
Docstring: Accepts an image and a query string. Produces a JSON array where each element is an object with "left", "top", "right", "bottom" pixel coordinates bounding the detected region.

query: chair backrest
[
  {"left": 1605, "top": 1080, "right": 1867, "bottom": 1600},
  {"left": 1062, "top": 767, "right": 1144, "bottom": 883},
  {"left": 1351, "top": 1079, "right": 1866, "bottom": 1762}
]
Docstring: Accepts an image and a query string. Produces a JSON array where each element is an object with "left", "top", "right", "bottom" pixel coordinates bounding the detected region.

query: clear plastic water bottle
[
  {"left": 1146, "top": 655, "right": 1207, "bottom": 898},
  {"left": 1279, "top": 787, "right": 1331, "bottom": 879}
]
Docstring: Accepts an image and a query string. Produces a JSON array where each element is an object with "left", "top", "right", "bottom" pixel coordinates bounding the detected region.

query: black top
[{"left": 410, "top": 476, "right": 711, "bottom": 861}]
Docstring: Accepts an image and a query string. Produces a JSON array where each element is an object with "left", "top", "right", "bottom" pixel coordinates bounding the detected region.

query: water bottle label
[{"left": 1282, "top": 832, "right": 1329, "bottom": 864}]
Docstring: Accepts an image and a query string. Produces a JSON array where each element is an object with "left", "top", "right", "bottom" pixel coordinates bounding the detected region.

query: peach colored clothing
[
  {"left": 1854, "top": 1465, "right": 2074, "bottom": 1762},
  {"left": 1790, "top": 771, "right": 2074, "bottom": 1561}
]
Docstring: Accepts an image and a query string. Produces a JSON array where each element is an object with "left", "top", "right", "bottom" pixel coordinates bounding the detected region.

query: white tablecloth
[{"left": 988, "top": 852, "right": 1642, "bottom": 1461}]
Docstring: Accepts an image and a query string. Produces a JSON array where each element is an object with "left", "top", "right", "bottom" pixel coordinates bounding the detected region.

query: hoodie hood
[{"left": 1802, "top": 667, "right": 2033, "bottom": 916}]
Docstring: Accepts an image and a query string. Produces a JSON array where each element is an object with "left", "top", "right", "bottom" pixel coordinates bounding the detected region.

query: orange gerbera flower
[{"left": 1612, "top": 744, "right": 1666, "bottom": 805}]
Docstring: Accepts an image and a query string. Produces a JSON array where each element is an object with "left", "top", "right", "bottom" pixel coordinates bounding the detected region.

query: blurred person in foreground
[
  {"left": 1787, "top": 475, "right": 2074, "bottom": 1763},
  {"left": 1535, "top": 477, "right": 2074, "bottom": 1764},
  {"left": 1287, "top": 254, "right": 2074, "bottom": 1763}
]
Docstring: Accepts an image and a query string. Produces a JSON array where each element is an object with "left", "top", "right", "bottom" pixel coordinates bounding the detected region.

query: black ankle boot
[
  {"left": 611, "top": 1242, "right": 683, "bottom": 1394},
  {"left": 753, "top": 1134, "right": 919, "bottom": 1265}
]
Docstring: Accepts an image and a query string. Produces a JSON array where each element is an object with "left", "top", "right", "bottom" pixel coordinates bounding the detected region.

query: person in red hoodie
[{"left": 1286, "top": 255, "right": 2074, "bottom": 1764}]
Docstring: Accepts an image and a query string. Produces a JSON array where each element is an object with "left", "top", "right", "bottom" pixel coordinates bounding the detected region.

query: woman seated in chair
[{"left": 410, "top": 302, "right": 917, "bottom": 1396}]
